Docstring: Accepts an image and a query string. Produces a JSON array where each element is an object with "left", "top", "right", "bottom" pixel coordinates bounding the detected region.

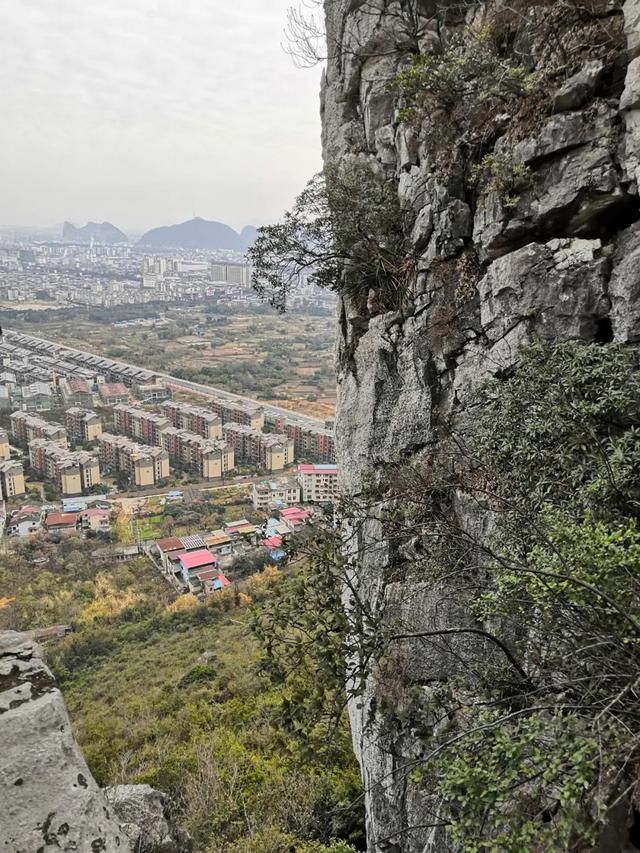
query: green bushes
[
  {"left": 395, "top": 25, "right": 540, "bottom": 123},
  {"left": 385, "top": 342, "right": 640, "bottom": 849}
]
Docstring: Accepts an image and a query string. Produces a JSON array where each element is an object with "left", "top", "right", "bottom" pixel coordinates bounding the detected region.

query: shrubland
[{"left": 0, "top": 539, "right": 364, "bottom": 852}]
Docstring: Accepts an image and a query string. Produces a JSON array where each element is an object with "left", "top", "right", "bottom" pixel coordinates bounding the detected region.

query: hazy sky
[{"left": 0, "top": 0, "right": 323, "bottom": 234}]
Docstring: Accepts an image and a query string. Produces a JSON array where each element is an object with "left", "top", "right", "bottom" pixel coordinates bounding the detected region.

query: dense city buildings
[
  {"left": 266, "top": 413, "right": 335, "bottom": 463},
  {"left": 222, "top": 423, "right": 293, "bottom": 472},
  {"left": 297, "top": 464, "right": 339, "bottom": 503},
  {"left": 11, "top": 412, "right": 67, "bottom": 446},
  {"left": 98, "top": 433, "right": 170, "bottom": 487},
  {"left": 206, "top": 399, "right": 264, "bottom": 430},
  {"left": 113, "top": 404, "right": 233, "bottom": 479},
  {"left": 29, "top": 439, "right": 101, "bottom": 496},
  {"left": 64, "top": 408, "right": 102, "bottom": 444},
  {"left": 0, "top": 331, "right": 336, "bottom": 468},
  {"left": 161, "top": 402, "right": 223, "bottom": 440}
]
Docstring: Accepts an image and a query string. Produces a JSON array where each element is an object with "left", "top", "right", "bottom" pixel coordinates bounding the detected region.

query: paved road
[{"left": 115, "top": 474, "right": 261, "bottom": 502}]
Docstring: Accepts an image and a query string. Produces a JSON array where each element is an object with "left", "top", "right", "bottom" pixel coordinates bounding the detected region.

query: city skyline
[{"left": 0, "top": 0, "right": 323, "bottom": 231}]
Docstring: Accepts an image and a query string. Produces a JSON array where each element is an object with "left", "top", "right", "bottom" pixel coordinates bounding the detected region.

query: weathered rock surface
[
  {"left": 0, "top": 631, "right": 190, "bottom": 853},
  {"left": 321, "top": 0, "right": 640, "bottom": 850}
]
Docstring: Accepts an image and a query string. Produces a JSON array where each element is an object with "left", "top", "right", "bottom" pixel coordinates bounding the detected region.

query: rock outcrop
[
  {"left": 321, "top": 0, "right": 640, "bottom": 850},
  {"left": 0, "top": 631, "right": 190, "bottom": 853}
]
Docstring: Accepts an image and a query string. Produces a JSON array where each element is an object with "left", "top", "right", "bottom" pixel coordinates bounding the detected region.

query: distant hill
[
  {"left": 139, "top": 217, "right": 258, "bottom": 251},
  {"left": 240, "top": 225, "right": 259, "bottom": 250},
  {"left": 63, "top": 221, "right": 129, "bottom": 244}
]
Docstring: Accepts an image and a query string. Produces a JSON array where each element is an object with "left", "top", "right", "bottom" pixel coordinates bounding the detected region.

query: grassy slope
[{"left": 0, "top": 540, "right": 363, "bottom": 853}]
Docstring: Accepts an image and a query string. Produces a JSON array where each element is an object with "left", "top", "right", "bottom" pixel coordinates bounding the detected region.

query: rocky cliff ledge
[
  {"left": 321, "top": 0, "right": 640, "bottom": 850},
  {"left": 0, "top": 631, "right": 190, "bottom": 852}
]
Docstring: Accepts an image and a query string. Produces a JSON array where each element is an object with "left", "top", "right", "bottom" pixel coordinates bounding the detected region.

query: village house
[
  {"left": 44, "top": 512, "right": 80, "bottom": 537},
  {"left": 192, "top": 568, "right": 231, "bottom": 596},
  {"left": 251, "top": 477, "right": 301, "bottom": 511},
  {"left": 79, "top": 508, "right": 111, "bottom": 533},
  {"left": 7, "top": 505, "right": 44, "bottom": 537},
  {"left": 279, "top": 506, "right": 312, "bottom": 533},
  {"left": 177, "top": 549, "right": 219, "bottom": 589}
]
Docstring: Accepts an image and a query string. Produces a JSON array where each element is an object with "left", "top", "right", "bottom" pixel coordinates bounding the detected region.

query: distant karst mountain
[
  {"left": 63, "top": 221, "right": 129, "bottom": 244},
  {"left": 139, "top": 217, "right": 258, "bottom": 251}
]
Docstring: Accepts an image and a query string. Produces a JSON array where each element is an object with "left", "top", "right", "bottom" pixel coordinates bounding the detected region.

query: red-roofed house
[
  {"left": 178, "top": 549, "right": 218, "bottom": 588},
  {"left": 193, "top": 568, "right": 231, "bottom": 595},
  {"left": 44, "top": 512, "right": 79, "bottom": 536},
  {"left": 280, "top": 507, "right": 311, "bottom": 532}
]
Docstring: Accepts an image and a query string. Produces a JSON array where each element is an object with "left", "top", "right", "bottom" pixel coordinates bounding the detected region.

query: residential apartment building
[
  {"left": 113, "top": 404, "right": 171, "bottom": 446},
  {"left": 59, "top": 377, "right": 94, "bottom": 408},
  {"left": 207, "top": 398, "right": 264, "bottom": 430},
  {"left": 222, "top": 423, "right": 293, "bottom": 472},
  {"left": 297, "top": 464, "right": 339, "bottom": 503},
  {"left": 251, "top": 477, "right": 301, "bottom": 511},
  {"left": 266, "top": 414, "right": 336, "bottom": 463},
  {"left": 98, "top": 382, "right": 131, "bottom": 406},
  {"left": 98, "top": 433, "right": 170, "bottom": 487},
  {"left": 0, "top": 429, "right": 10, "bottom": 461},
  {"left": 0, "top": 461, "right": 26, "bottom": 499},
  {"left": 161, "top": 402, "right": 223, "bottom": 440},
  {"left": 29, "top": 439, "right": 101, "bottom": 496},
  {"left": 11, "top": 412, "right": 67, "bottom": 447},
  {"left": 160, "top": 428, "right": 234, "bottom": 479},
  {"left": 65, "top": 407, "right": 102, "bottom": 444}
]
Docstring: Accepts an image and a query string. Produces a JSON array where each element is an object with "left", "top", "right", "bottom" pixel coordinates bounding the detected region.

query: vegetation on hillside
[
  {"left": 0, "top": 540, "right": 364, "bottom": 852},
  {"left": 261, "top": 341, "right": 640, "bottom": 850}
]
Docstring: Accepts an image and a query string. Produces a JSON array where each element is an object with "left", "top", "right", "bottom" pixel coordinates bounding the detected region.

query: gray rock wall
[
  {"left": 321, "top": 1, "right": 640, "bottom": 849},
  {"left": 0, "top": 631, "right": 190, "bottom": 853}
]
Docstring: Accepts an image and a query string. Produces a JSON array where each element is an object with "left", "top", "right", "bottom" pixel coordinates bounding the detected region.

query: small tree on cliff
[{"left": 248, "top": 164, "right": 410, "bottom": 313}]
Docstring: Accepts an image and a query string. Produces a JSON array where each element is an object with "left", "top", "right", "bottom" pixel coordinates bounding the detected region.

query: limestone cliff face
[
  {"left": 321, "top": 1, "right": 640, "bottom": 849},
  {"left": 0, "top": 631, "right": 190, "bottom": 853}
]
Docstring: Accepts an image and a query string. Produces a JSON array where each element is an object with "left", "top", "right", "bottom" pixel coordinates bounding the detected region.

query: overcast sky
[{"left": 0, "top": 0, "right": 323, "bottom": 234}]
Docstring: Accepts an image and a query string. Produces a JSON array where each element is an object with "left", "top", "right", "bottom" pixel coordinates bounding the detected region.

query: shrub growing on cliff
[
  {"left": 395, "top": 24, "right": 541, "bottom": 124},
  {"left": 249, "top": 164, "right": 410, "bottom": 312},
  {"left": 380, "top": 342, "right": 640, "bottom": 850},
  {"left": 470, "top": 152, "right": 532, "bottom": 208}
]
